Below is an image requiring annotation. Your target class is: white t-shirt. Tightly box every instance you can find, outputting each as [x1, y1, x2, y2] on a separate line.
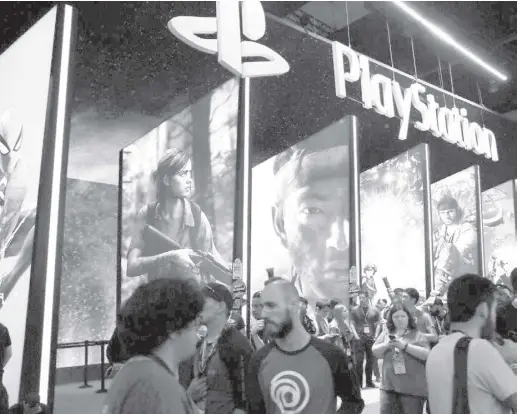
[426, 332, 517, 414]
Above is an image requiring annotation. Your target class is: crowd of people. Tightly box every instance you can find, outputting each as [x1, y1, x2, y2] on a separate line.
[103, 268, 517, 414]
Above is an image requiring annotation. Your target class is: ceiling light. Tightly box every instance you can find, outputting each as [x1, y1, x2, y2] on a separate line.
[392, 0, 508, 82]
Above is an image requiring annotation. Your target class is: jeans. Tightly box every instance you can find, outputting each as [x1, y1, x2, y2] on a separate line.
[380, 390, 426, 414]
[352, 337, 375, 386]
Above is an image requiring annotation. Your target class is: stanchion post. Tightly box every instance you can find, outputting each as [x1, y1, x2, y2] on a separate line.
[78, 340, 92, 389]
[96, 342, 108, 393]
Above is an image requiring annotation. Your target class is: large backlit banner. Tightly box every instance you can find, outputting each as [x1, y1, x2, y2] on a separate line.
[360, 144, 429, 300]
[58, 179, 117, 367]
[119, 79, 238, 304]
[250, 117, 353, 315]
[431, 166, 480, 295]
[482, 180, 517, 286]
[0, 8, 56, 403]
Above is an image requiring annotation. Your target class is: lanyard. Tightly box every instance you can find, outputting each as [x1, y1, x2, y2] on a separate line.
[198, 337, 219, 376]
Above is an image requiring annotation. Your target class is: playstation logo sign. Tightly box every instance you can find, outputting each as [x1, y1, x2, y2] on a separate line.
[168, 1, 290, 78]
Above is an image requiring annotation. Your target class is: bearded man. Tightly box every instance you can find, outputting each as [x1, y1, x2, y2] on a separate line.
[432, 195, 477, 295]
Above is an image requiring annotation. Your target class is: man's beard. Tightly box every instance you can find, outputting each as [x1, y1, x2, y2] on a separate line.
[266, 311, 294, 339]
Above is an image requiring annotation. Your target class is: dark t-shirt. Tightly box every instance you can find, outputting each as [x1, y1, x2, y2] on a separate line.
[0, 323, 11, 372]
[246, 336, 364, 414]
[497, 302, 517, 341]
[350, 306, 380, 340]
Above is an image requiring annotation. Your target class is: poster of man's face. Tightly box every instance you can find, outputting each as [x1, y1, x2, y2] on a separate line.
[360, 144, 428, 300]
[431, 166, 479, 295]
[482, 180, 516, 286]
[250, 117, 353, 314]
[119, 78, 238, 305]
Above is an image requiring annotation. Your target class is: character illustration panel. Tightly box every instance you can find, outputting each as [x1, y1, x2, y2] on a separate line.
[250, 117, 353, 320]
[360, 144, 428, 303]
[119, 79, 238, 305]
[0, 7, 57, 403]
[482, 180, 517, 287]
[431, 166, 480, 296]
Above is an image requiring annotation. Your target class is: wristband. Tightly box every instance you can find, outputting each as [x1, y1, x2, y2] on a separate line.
[403, 343, 409, 352]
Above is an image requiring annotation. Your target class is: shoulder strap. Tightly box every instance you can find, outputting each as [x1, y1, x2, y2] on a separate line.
[452, 336, 472, 414]
[189, 201, 202, 251]
[146, 202, 158, 225]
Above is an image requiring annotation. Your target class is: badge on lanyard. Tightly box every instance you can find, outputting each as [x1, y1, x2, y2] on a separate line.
[363, 325, 370, 334]
[393, 351, 406, 375]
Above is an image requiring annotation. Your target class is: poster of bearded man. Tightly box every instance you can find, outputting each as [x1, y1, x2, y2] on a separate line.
[430, 166, 481, 297]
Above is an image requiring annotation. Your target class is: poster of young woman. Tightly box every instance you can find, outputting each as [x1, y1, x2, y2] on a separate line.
[430, 166, 480, 296]
[482, 180, 517, 286]
[119, 78, 239, 306]
[360, 144, 429, 302]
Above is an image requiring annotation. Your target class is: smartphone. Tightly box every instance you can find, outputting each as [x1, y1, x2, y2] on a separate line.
[388, 334, 396, 340]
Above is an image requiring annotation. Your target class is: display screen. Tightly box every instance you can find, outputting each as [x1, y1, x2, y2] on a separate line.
[119, 78, 239, 304]
[57, 179, 117, 367]
[482, 180, 517, 286]
[360, 144, 429, 300]
[431, 166, 480, 295]
[250, 117, 353, 316]
[0, 7, 56, 403]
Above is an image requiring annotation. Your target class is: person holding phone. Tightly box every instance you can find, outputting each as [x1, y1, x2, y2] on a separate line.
[372, 303, 430, 414]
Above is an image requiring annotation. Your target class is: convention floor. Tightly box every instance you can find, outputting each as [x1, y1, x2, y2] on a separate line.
[53, 380, 382, 414]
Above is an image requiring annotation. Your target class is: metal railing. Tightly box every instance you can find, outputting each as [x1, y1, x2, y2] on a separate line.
[56, 339, 110, 393]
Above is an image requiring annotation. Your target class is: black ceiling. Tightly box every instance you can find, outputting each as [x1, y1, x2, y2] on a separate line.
[0, 1, 515, 114]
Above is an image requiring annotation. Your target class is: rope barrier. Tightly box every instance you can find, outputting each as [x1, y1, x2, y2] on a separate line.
[56, 339, 110, 390]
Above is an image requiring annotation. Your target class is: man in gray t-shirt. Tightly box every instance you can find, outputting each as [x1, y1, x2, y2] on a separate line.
[101, 279, 205, 414]
[246, 278, 364, 414]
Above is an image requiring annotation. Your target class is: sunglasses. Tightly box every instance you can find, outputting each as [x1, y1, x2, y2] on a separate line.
[205, 285, 223, 302]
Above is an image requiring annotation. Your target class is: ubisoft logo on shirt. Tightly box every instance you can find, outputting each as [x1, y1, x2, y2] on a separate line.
[270, 370, 310, 414]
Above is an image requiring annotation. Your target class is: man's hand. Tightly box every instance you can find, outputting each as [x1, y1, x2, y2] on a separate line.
[493, 338, 517, 369]
[187, 377, 207, 403]
[251, 319, 265, 335]
[391, 338, 407, 351]
[164, 249, 202, 270]
[321, 334, 340, 342]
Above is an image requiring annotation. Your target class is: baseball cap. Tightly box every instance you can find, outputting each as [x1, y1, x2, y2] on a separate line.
[202, 282, 233, 313]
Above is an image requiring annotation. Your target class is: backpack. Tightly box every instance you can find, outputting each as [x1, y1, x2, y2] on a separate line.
[146, 200, 202, 251]
[452, 336, 473, 414]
